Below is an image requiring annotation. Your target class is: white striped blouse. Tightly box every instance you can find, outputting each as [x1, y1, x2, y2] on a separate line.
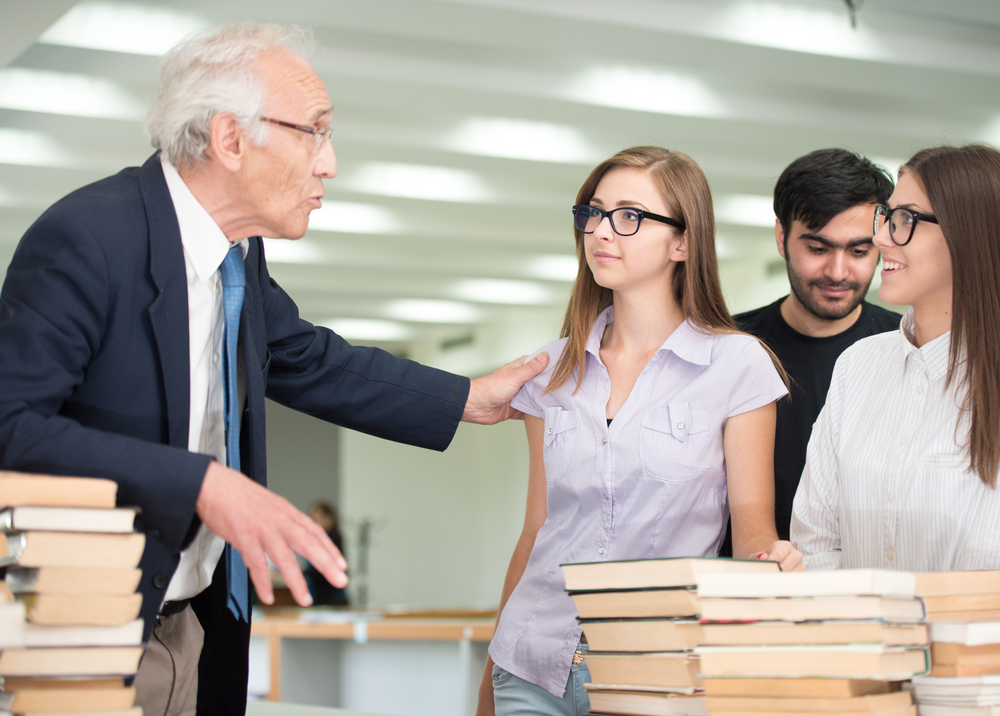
[791, 309, 1000, 572]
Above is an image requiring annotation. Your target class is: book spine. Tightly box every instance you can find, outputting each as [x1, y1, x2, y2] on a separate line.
[4, 567, 38, 593]
[0, 532, 25, 567]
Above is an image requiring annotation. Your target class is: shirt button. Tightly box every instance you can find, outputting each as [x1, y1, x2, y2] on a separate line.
[886, 551, 894, 562]
[677, 422, 685, 430]
[210, 419, 217, 430]
[598, 548, 605, 555]
[898, 437, 906, 447]
[216, 284, 222, 296]
[887, 494, 894, 503]
[602, 438, 608, 445]
[213, 352, 220, 363]
[917, 385, 926, 395]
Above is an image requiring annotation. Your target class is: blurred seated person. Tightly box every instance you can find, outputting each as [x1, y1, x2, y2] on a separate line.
[305, 501, 349, 605]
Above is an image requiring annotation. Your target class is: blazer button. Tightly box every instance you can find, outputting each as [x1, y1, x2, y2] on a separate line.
[152, 573, 169, 589]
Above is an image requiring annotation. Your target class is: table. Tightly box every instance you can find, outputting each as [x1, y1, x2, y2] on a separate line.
[249, 612, 494, 716]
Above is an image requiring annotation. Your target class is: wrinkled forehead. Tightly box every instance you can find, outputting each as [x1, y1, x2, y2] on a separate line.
[255, 47, 332, 124]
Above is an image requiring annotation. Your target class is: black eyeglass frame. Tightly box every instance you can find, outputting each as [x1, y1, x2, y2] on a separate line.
[571, 204, 685, 236]
[260, 116, 333, 151]
[873, 204, 938, 246]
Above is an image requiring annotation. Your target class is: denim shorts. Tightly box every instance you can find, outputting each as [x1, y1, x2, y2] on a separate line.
[492, 643, 590, 716]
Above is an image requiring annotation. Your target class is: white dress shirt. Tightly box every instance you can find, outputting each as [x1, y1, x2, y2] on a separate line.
[791, 309, 1000, 571]
[160, 157, 248, 604]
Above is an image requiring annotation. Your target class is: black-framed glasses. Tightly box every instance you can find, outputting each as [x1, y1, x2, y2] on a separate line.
[260, 116, 333, 153]
[572, 205, 685, 237]
[873, 204, 938, 246]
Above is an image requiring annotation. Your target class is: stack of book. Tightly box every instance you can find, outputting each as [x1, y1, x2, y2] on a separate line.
[909, 572, 1000, 715]
[694, 569, 930, 716]
[0, 471, 145, 716]
[560, 557, 780, 716]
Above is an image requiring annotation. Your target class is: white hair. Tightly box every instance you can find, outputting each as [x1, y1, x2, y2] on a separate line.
[145, 22, 314, 169]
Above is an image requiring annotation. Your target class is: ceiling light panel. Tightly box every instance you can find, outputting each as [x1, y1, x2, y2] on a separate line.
[322, 318, 412, 341]
[715, 194, 776, 228]
[452, 278, 552, 305]
[524, 254, 578, 282]
[443, 117, 601, 164]
[384, 299, 481, 324]
[38, 1, 210, 56]
[0, 128, 77, 168]
[262, 239, 327, 264]
[346, 163, 493, 203]
[0, 68, 145, 120]
[563, 66, 727, 118]
[308, 201, 401, 234]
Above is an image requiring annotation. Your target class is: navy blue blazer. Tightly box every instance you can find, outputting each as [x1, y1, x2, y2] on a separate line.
[0, 154, 469, 714]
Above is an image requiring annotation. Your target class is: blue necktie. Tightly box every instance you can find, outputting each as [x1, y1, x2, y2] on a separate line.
[220, 245, 249, 621]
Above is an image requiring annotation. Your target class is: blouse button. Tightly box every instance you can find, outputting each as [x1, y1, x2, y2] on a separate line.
[602, 438, 608, 445]
[547, 428, 553, 435]
[677, 422, 685, 430]
[598, 548, 605, 555]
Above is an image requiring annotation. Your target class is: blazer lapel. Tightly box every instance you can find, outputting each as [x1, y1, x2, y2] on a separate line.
[139, 153, 191, 450]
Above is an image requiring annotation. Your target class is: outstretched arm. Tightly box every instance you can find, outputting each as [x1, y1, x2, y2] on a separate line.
[476, 414, 547, 716]
[726, 402, 803, 572]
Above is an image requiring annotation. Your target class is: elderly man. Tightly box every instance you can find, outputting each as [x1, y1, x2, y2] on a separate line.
[0, 22, 545, 716]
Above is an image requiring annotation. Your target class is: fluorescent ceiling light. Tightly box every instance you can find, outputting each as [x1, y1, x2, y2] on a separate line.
[262, 238, 326, 264]
[525, 254, 579, 282]
[443, 117, 601, 164]
[323, 318, 412, 342]
[384, 299, 481, 324]
[0, 128, 77, 168]
[348, 162, 492, 203]
[452, 278, 552, 305]
[0, 68, 145, 120]
[308, 201, 400, 234]
[719, 2, 882, 61]
[39, 1, 209, 56]
[564, 66, 726, 118]
[715, 194, 775, 228]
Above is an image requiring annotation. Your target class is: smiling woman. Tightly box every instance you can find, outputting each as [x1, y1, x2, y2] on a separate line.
[792, 144, 1000, 572]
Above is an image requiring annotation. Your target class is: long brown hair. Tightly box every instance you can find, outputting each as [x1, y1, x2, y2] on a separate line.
[548, 146, 782, 393]
[902, 144, 1000, 488]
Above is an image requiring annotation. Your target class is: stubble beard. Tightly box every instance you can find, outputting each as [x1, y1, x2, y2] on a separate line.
[786, 261, 873, 322]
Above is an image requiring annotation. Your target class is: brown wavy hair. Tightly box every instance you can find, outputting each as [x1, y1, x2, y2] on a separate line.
[547, 146, 785, 393]
[902, 144, 1000, 488]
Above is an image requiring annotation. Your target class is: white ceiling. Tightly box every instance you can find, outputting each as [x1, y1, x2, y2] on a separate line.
[2, 0, 1000, 373]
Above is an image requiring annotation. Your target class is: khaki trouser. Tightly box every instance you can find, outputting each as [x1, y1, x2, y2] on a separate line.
[134, 604, 203, 716]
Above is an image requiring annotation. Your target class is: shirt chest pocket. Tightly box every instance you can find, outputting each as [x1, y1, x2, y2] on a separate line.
[639, 404, 712, 482]
[542, 406, 579, 483]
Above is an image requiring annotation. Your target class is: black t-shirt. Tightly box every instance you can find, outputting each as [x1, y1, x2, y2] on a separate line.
[720, 298, 901, 552]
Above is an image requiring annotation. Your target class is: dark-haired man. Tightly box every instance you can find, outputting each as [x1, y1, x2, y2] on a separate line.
[730, 149, 901, 547]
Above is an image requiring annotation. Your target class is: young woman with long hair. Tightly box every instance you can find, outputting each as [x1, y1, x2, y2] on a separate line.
[792, 144, 1000, 570]
[477, 146, 802, 716]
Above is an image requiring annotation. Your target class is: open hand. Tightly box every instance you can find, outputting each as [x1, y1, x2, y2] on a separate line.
[195, 461, 348, 606]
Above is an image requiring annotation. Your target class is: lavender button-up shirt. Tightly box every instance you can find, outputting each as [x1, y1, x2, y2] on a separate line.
[490, 307, 787, 696]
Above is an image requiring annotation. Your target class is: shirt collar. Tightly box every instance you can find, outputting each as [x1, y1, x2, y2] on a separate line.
[585, 306, 714, 367]
[160, 156, 247, 281]
[899, 308, 952, 381]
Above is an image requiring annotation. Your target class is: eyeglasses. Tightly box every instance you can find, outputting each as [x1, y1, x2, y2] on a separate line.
[873, 204, 938, 246]
[260, 116, 333, 153]
[571, 205, 685, 237]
